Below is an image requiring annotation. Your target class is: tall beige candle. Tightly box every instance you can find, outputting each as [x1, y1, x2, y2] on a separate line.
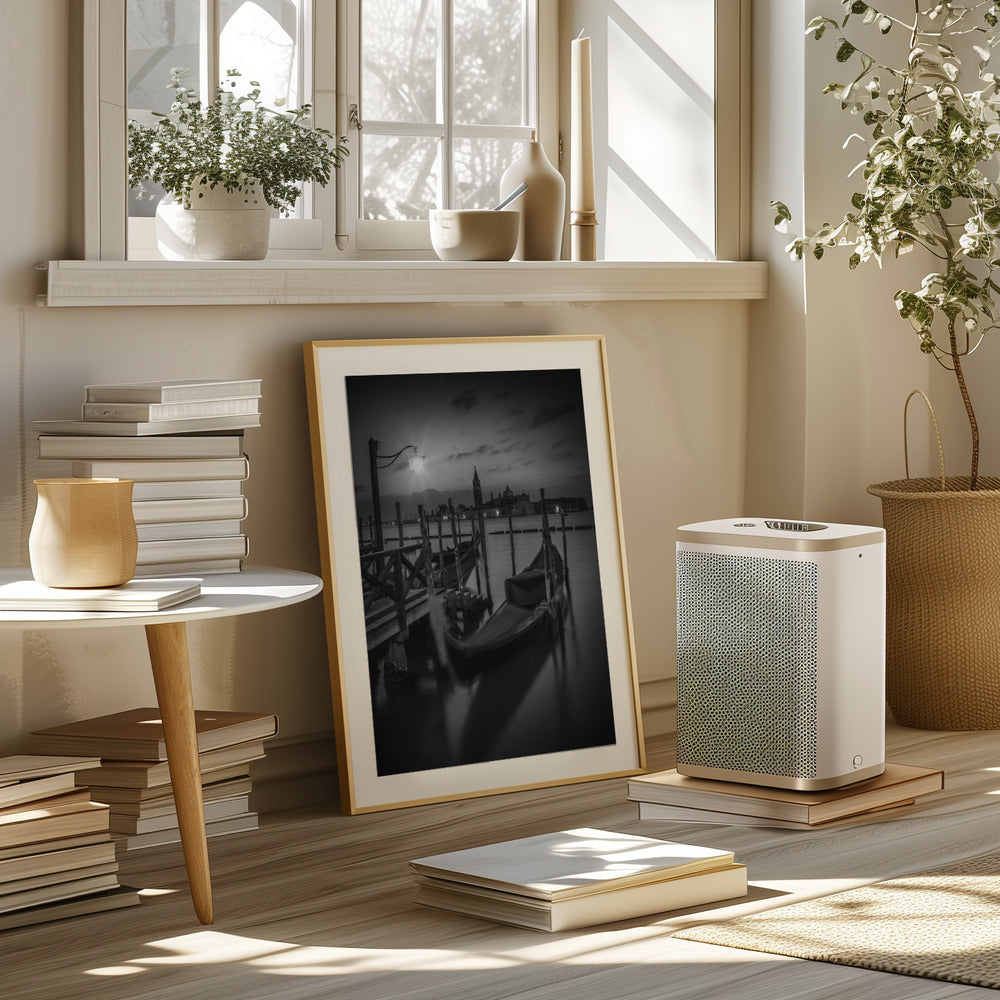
[571, 33, 597, 261]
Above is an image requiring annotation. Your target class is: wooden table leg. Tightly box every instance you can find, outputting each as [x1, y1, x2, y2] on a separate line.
[144, 621, 214, 924]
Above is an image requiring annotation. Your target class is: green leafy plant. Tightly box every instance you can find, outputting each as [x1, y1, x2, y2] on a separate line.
[127, 68, 348, 214]
[772, 1, 1000, 488]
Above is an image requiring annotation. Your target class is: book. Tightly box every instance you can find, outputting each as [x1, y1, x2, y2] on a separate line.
[71, 456, 250, 482]
[88, 775, 253, 812]
[415, 863, 749, 932]
[116, 811, 259, 851]
[410, 828, 736, 900]
[34, 413, 261, 436]
[0, 884, 140, 930]
[0, 578, 201, 612]
[0, 832, 111, 863]
[0, 840, 117, 885]
[135, 535, 249, 566]
[84, 378, 263, 404]
[0, 860, 120, 899]
[0, 789, 96, 822]
[0, 755, 101, 782]
[0, 871, 122, 913]
[626, 763, 945, 825]
[132, 496, 248, 522]
[134, 558, 244, 577]
[32, 708, 277, 762]
[82, 397, 260, 422]
[108, 794, 250, 835]
[132, 479, 246, 501]
[0, 802, 110, 850]
[0, 772, 79, 810]
[38, 434, 245, 460]
[636, 797, 919, 830]
[77, 754, 259, 790]
[136, 519, 244, 542]
[85, 774, 253, 807]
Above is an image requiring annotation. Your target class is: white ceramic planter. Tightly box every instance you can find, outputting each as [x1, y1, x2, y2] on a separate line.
[155, 180, 271, 260]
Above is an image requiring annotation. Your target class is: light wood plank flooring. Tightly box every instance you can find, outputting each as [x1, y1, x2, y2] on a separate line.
[4, 724, 1000, 999]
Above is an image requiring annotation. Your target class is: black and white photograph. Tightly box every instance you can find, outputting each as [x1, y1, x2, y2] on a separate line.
[306, 336, 643, 813]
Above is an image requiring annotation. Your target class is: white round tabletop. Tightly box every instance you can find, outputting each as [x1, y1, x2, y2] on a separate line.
[0, 566, 323, 629]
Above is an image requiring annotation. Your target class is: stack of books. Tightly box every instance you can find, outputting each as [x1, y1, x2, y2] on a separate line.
[410, 827, 747, 932]
[35, 377, 261, 576]
[0, 755, 140, 929]
[627, 762, 945, 830]
[30, 708, 277, 851]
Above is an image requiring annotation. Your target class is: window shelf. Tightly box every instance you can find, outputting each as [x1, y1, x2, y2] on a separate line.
[42, 260, 768, 307]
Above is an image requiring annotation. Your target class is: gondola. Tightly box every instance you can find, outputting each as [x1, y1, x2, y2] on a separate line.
[445, 538, 565, 667]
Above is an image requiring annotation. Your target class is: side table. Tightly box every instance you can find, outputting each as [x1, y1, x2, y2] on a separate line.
[0, 565, 323, 924]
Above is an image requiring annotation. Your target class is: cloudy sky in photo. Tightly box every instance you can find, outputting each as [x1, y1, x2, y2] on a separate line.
[346, 368, 593, 517]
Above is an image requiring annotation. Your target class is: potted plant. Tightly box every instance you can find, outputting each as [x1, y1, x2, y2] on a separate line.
[128, 68, 348, 260]
[772, 0, 1000, 729]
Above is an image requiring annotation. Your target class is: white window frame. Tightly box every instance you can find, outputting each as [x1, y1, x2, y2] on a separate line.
[78, 0, 747, 264]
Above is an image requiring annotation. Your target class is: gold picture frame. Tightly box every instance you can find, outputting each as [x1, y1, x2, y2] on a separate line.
[304, 335, 644, 813]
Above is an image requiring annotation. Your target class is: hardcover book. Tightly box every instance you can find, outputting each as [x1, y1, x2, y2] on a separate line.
[635, 797, 918, 830]
[84, 378, 263, 403]
[0, 756, 101, 782]
[626, 763, 944, 825]
[410, 828, 735, 899]
[410, 828, 745, 933]
[415, 863, 748, 932]
[37, 434, 246, 460]
[71, 455, 250, 482]
[77, 755, 258, 790]
[32, 709, 277, 762]
[0, 884, 140, 930]
[82, 397, 260, 422]
[34, 414, 261, 436]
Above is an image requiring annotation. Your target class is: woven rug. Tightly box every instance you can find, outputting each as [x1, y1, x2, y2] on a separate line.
[675, 850, 1000, 990]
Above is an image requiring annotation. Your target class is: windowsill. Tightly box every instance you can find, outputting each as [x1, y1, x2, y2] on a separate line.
[42, 259, 768, 307]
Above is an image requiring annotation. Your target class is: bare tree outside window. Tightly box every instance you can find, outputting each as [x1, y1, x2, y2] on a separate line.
[361, 0, 530, 220]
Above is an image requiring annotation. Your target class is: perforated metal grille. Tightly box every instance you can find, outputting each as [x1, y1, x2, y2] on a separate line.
[676, 550, 819, 778]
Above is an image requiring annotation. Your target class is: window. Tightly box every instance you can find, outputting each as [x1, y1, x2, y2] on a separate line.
[81, 0, 747, 264]
[351, 0, 538, 252]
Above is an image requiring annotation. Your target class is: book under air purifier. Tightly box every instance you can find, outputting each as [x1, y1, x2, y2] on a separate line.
[675, 517, 886, 791]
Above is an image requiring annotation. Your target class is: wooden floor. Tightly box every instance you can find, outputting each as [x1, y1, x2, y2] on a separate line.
[5, 724, 1000, 999]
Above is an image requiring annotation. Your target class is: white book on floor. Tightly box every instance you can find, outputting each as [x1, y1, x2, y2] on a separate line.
[410, 828, 736, 900]
[415, 864, 748, 932]
[0, 578, 201, 612]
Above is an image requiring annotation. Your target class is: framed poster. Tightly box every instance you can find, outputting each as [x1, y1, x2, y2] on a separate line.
[304, 335, 644, 813]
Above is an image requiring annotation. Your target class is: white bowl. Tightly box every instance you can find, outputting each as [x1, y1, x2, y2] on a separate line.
[429, 209, 519, 261]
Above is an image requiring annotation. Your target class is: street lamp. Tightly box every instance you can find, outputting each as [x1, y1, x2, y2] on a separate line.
[368, 438, 420, 551]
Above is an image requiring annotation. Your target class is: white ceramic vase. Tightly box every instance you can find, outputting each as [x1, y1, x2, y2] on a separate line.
[29, 478, 138, 588]
[155, 180, 271, 261]
[498, 134, 566, 261]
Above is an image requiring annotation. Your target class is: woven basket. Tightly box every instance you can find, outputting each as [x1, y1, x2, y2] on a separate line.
[868, 392, 1000, 728]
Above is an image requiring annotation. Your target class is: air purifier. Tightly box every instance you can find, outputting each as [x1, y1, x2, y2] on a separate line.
[675, 517, 886, 791]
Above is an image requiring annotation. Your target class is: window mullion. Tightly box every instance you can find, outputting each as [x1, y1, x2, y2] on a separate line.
[200, 0, 219, 99]
[440, 0, 453, 208]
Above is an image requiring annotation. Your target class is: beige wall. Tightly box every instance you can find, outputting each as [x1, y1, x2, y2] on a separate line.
[0, 3, 749, 775]
[747, 0, 940, 524]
